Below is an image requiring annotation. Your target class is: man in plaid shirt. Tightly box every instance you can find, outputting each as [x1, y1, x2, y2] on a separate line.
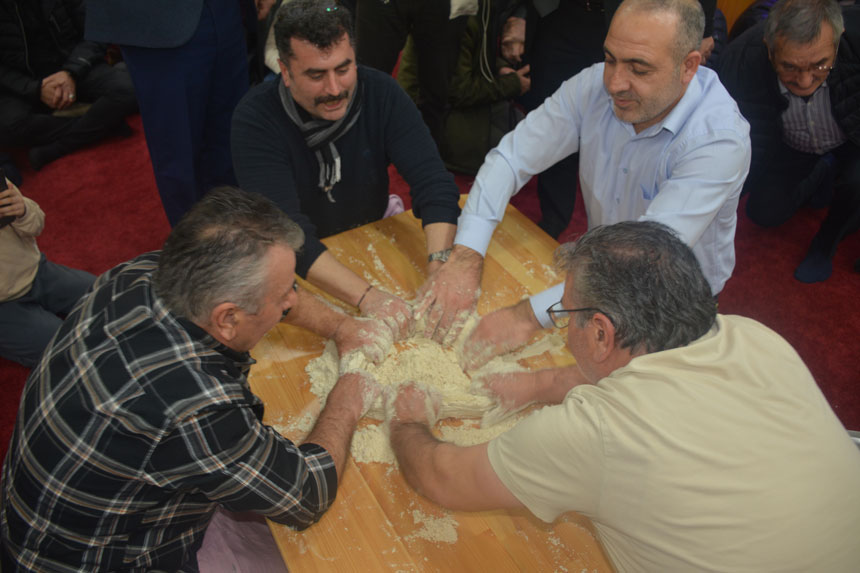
[1, 187, 381, 572]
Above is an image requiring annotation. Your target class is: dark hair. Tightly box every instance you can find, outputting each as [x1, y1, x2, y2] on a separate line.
[764, 0, 843, 51]
[274, 0, 355, 62]
[555, 221, 716, 354]
[618, 0, 705, 64]
[153, 187, 304, 322]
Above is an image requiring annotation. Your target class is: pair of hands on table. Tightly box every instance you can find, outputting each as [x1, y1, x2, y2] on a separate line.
[334, 242, 578, 420]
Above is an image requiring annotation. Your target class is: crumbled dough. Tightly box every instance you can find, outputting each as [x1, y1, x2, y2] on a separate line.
[406, 509, 459, 544]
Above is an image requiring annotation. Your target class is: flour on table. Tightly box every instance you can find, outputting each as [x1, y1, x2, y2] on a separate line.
[406, 509, 459, 544]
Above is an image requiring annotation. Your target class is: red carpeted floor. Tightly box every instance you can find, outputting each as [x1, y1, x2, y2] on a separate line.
[2, 114, 859, 463]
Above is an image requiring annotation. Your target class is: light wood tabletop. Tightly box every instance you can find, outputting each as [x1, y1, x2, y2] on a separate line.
[247, 200, 614, 572]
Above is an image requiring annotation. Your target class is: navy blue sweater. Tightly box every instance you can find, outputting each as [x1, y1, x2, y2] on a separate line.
[231, 66, 461, 277]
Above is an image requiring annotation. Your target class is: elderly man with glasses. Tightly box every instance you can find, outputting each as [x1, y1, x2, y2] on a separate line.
[718, 0, 860, 283]
[388, 221, 860, 572]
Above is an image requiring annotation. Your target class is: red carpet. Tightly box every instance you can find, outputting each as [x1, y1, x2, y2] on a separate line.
[2, 114, 859, 463]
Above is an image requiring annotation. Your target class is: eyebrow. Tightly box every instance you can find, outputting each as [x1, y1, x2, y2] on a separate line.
[603, 47, 657, 69]
[303, 58, 353, 76]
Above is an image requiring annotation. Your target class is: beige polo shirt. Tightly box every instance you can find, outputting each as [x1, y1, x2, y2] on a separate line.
[489, 315, 860, 572]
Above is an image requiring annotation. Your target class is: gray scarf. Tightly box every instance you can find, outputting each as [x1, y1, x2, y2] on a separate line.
[279, 80, 363, 202]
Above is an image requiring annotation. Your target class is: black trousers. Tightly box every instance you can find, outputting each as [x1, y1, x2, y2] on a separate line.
[0, 62, 137, 155]
[354, 0, 464, 151]
[522, 0, 607, 238]
[805, 142, 860, 260]
[746, 139, 860, 262]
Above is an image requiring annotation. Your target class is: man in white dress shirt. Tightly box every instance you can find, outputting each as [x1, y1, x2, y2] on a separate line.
[415, 0, 751, 370]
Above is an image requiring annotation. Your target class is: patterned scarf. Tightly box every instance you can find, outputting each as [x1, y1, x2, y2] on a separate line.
[278, 79, 363, 203]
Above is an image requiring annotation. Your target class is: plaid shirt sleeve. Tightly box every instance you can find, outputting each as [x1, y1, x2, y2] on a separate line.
[147, 404, 337, 530]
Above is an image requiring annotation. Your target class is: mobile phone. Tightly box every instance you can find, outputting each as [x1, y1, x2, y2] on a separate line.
[0, 168, 15, 228]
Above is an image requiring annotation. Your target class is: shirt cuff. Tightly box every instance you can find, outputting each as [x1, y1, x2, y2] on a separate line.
[453, 213, 499, 257]
[529, 283, 565, 329]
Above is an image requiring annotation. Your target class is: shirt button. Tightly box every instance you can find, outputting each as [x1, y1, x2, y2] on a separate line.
[622, 168, 629, 174]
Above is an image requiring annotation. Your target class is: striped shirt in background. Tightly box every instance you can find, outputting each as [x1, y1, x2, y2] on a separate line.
[779, 80, 846, 155]
[1, 252, 337, 572]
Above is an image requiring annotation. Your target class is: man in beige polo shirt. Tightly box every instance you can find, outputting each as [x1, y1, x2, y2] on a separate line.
[0, 179, 94, 367]
[389, 221, 860, 572]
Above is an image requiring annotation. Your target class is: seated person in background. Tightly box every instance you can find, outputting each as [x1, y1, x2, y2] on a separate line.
[718, 0, 860, 283]
[415, 0, 750, 358]
[397, 0, 530, 175]
[0, 178, 94, 367]
[389, 221, 860, 573]
[0, 0, 137, 170]
[1, 187, 381, 572]
[232, 0, 461, 336]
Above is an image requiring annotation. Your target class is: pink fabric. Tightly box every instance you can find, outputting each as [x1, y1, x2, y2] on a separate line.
[197, 508, 288, 573]
[384, 194, 405, 218]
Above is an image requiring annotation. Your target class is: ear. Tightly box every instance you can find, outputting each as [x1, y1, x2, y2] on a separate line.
[208, 301, 241, 344]
[586, 313, 618, 364]
[680, 50, 701, 85]
[278, 59, 291, 88]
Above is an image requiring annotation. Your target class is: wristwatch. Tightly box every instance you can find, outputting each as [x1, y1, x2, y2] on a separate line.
[427, 248, 452, 263]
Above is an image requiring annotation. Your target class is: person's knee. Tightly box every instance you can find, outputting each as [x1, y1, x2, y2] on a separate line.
[0, 313, 62, 368]
[745, 190, 797, 227]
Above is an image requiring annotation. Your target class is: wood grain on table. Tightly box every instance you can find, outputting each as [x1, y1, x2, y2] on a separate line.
[247, 201, 614, 572]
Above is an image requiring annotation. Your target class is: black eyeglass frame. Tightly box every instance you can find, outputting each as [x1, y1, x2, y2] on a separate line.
[546, 301, 615, 329]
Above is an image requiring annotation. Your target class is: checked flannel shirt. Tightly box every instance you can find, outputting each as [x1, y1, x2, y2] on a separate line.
[1, 252, 337, 572]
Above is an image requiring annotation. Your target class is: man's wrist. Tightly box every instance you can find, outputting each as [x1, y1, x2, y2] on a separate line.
[427, 248, 452, 264]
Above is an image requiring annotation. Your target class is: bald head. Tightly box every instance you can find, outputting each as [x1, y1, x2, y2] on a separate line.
[615, 0, 705, 64]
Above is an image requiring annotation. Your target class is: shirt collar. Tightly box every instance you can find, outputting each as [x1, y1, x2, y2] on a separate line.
[175, 317, 253, 367]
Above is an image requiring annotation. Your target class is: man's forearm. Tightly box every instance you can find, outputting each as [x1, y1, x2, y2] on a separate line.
[424, 222, 457, 255]
[306, 250, 371, 307]
[533, 365, 591, 404]
[390, 420, 446, 503]
[284, 288, 348, 338]
[305, 373, 366, 479]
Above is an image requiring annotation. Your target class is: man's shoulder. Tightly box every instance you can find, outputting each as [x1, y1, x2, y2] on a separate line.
[237, 79, 283, 115]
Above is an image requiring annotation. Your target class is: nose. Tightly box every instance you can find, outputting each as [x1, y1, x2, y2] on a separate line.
[795, 70, 816, 90]
[323, 71, 340, 95]
[605, 66, 629, 94]
[282, 284, 299, 317]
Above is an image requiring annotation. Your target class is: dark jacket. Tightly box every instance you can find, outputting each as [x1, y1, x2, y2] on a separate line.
[0, 0, 105, 100]
[718, 6, 860, 175]
[398, 7, 524, 174]
[84, 0, 203, 49]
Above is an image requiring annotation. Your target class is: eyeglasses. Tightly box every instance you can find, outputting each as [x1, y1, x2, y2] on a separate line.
[772, 48, 837, 79]
[775, 62, 835, 78]
[546, 301, 614, 329]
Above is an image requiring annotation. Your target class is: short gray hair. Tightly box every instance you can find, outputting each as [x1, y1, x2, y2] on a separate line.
[617, 0, 705, 63]
[154, 187, 304, 323]
[274, 0, 355, 63]
[555, 221, 716, 354]
[764, 0, 844, 51]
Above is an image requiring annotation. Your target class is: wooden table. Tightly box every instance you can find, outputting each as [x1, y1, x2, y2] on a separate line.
[247, 201, 614, 572]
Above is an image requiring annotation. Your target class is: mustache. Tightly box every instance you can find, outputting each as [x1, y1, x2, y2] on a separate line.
[315, 91, 349, 106]
[611, 91, 638, 102]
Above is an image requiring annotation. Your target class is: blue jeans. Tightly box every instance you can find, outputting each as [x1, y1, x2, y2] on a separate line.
[0, 255, 95, 367]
